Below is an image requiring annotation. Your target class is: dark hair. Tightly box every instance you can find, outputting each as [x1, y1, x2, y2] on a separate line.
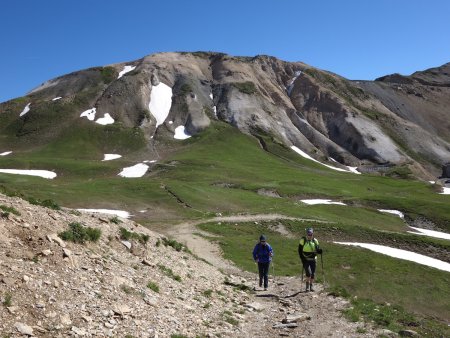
[259, 235, 266, 241]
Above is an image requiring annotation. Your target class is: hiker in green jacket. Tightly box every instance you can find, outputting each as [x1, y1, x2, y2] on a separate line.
[298, 227, 322, 292]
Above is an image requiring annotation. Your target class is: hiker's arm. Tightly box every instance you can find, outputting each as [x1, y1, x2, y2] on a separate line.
[252, 246, 258, 261]
[298, 244, 305, 262]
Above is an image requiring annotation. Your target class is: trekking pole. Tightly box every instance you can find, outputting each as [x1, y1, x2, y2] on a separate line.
[320, 253, 326, 286]
[254, 262, 259, 290]
[272, 258, 275, 284]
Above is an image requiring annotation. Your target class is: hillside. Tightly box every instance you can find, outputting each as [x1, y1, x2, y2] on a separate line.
[1, 52, 449, 179]
[0, 193, 389, 337]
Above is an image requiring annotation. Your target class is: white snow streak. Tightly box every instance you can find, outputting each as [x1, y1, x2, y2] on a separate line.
[334, 242, 450, 272]
[102, 154, 122, 161]
[378, 209, 404, 219]
[52, 97, 62, 101]
[440, 187, 450, 195]
[20, 103, 31, 117]
[0, 169, 56, 179]
[209, 93, 213, 100]
[0, 151, 12, 156]
[118, 65, 136, 79]
[301, 199, 346, 206]
[174, 126, 192, 140]
[77, 208, 130, 219]
[80, 108, 96, 121]
[149, 82, 172, 128]
[291, 146, 359, 174]
[118, 163, 149, 178]
[287, 71, 302, 96]
[95, 113, 114, 125]
[408, 227, 450, 240]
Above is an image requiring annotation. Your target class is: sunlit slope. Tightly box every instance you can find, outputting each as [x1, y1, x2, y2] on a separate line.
[0, 121, 448, 230]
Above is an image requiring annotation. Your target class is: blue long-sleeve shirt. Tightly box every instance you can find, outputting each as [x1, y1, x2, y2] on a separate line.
[252, 243, 273, 263]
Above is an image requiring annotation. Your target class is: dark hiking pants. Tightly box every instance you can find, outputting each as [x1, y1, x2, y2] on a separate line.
[258, 262, 270, 288]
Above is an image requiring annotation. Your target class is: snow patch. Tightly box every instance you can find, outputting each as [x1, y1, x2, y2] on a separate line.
[80, 108, 96, 121]
[143, 160, 157, 163]
[291, 146, 359, 174]
[440, 187, 450, 195]
[209, 93, 213, 100]
[77, 209, 130, 219]
[52, 97, 62, 101]
[118, 65, 136, 79]
[0, 151, 12, 156]
[378, 209, 404, 219]
[213, 106, 217, 117]
[174, 126, 192, 140]
[408, 227, 450, 240]
[102, 154, 122, 161]
[301, 199, 346, 206]
[149, 82, 172, 128]
[0, 169, 56, 179]
[95, 113, 114, 125]
[287, 71, 302, 96]
[20, 103, 31, 117]
[168, 120, 173, 124]
[118, 163, 149, 178]
[334, 242, 450, 272]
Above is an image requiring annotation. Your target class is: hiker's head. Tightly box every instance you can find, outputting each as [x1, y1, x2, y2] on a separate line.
[259, 235, 267, 244]
[306, 228, 314, 237]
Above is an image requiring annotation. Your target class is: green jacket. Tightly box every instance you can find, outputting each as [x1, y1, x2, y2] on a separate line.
[298, 236, 320, 261]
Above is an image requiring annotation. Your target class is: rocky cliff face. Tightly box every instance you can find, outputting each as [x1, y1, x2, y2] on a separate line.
[4, 53, 450, 178]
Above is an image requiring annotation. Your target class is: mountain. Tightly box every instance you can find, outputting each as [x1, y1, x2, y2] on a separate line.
[1, 53, 450, 336]
[1, 52, 449, 179]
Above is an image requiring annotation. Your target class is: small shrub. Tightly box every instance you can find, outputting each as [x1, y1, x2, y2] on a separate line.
[69, 210, 82, 216]
[162, 237, 186, 252]
[2, 293, 12, 307]
[179, 83, 193, 95]
[100, 66, 116, 84]
[119, 227, 149, 243]
[110, 216, 122, 224]
[203, 289, 213, 297]
[232, 81, 257, 94]
[0, 205, 20, 216]
[1, 212, 9, 218]
[385, 165, 413, 179]
[28, 197, 61, 210]
[120, 284, 134, 294]
[171, 335, 189, 338]
[147, 281, 160, 293]
[156, 239, 161, 247]
[59, 222, 101, 243]
[158, 264, 182, 282]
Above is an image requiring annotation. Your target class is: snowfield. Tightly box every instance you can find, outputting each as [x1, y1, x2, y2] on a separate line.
[378, 209, 404, 218]
[118, 65, 136, 79]
[174, 126, 192, 140]
[118, 163, 149, 178]
[0, 169, 56, 179]
[102, 154, 122, 161]
[334, 242, 450, 272]
[80, 108, 96, 121]
[291, 146, 360, 174]
[77, 208, 130, 219]
[149, 82, 172, 127]
[300, 199, 346, 205]
[20, 103, 31, 117]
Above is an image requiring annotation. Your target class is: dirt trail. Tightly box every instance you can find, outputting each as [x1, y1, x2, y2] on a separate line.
[164, 214, 384, 337]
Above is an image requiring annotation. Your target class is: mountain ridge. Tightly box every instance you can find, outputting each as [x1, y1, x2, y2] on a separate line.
[3, 52, 449, 180]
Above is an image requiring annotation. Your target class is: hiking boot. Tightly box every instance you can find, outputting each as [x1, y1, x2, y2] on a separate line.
[305, 282, 310, 292]
[264, 287, 268, 291]
[310, 284, 314, 292]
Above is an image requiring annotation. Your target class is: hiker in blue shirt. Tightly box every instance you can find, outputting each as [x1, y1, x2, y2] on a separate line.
[252, 235, 273, 290]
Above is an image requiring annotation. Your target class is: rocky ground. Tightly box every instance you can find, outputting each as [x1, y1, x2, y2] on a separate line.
[0, 193, 391, 337]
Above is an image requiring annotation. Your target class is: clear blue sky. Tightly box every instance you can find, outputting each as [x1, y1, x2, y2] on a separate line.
[1, 0, 449, 103]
